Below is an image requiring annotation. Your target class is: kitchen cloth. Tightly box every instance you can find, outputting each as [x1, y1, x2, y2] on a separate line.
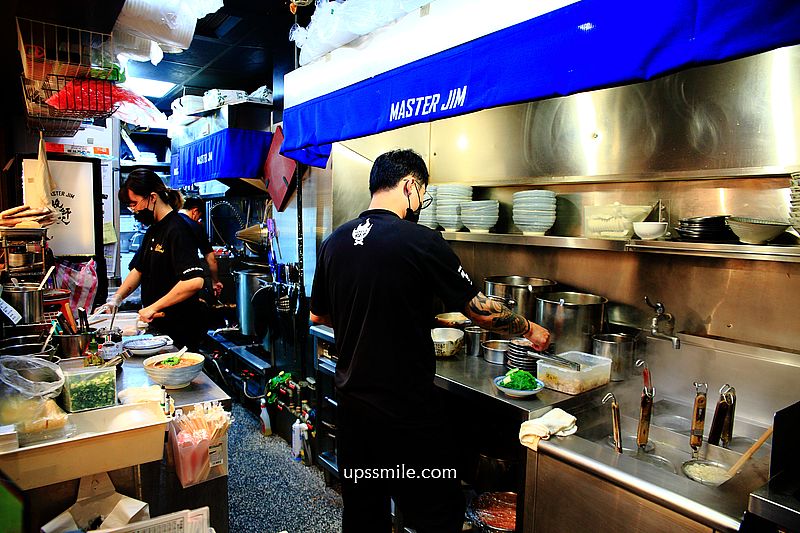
[519, 408, 577, 451]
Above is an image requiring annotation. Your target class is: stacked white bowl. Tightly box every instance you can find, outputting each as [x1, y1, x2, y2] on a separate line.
[461, 200, 500, 233]
[512, 190, 557, 235]
[418, 184, 438, 229]
[791, 173, 800, 233]
[436, 185, 473, 231]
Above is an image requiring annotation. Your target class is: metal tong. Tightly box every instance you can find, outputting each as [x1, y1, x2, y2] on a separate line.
[513, 342, 581, 371]
[603, 392, 623, 454]
[708, 384, 736, 448]
[690, 382, 708, 458]
[635, 360, 655, 450]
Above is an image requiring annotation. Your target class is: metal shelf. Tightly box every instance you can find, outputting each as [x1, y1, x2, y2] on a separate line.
[626, 239, 800, 263]
[440, 232, 800, 263]
[441, 232, 627, 251]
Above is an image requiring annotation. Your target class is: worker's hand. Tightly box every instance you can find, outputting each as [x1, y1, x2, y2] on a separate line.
[138, 306, 163, 323]
[524, 321, 551, 352]
[212, 281, 223, 298]
[95, 295, 120, 315]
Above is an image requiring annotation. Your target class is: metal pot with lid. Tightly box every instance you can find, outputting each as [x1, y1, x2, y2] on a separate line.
[1, 282, 43, 324]
[233, 268, 272, 336]
[536, 291, 607, 353]
[484, 276, 557, 319]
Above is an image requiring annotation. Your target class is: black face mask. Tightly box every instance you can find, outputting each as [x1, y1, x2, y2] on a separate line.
[404, 182, 422, 223]
[133, 197, 155, 226]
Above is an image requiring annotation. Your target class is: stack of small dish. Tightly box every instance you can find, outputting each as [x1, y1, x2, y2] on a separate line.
[512, 190, 556, 235]
[461, 200, 500, 233]
[675, 216, 734, 242]
[505, 338, 539, 371]
[791, 173, 800, 233]
[418, 184, 438, 229]
[436, 185, 473, 231]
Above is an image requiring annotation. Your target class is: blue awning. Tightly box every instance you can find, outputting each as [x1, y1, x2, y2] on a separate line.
[282, 0, 800, 167]
[170, 128, 273, 187]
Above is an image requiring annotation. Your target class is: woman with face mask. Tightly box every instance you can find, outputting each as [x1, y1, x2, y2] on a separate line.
[99, 169, 206, 350]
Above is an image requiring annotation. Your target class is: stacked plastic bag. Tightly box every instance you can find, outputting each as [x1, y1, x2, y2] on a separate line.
[113, 0, 225, 66]
[291, 0, 431, 66]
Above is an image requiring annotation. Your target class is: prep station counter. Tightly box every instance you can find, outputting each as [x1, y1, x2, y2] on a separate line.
[2, 355, 231, 533]
[434, 354, 775, 533]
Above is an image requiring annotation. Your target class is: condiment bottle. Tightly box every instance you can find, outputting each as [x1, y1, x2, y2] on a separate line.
[259, 398, 272, 436]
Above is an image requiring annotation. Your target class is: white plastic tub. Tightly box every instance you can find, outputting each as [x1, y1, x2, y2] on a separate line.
[537, 351, 612, 395]
[0, 402, 167, 489]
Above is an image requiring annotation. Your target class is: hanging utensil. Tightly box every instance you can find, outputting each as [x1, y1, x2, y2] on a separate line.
[37, 265, 55, 291]
[690, 382, 708, 459]
[603, 393, 623, 454]
[708, 384, 736, 447]
[10, 278, 20, 288]
[635, 360, 655, 450]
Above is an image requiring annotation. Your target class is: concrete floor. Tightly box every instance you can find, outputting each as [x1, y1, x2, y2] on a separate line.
[227, 402, 343, 533]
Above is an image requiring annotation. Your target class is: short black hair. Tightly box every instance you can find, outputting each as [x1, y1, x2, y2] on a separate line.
[182, 196, 205, 212]
[369, 149, 429, 195]
[119, 168, 183, 210]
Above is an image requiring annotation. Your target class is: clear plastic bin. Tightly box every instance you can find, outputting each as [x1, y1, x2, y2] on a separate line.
[536, 351, 611, 395]
[584, 204, 653, 239]
[59, 358, 117, 412]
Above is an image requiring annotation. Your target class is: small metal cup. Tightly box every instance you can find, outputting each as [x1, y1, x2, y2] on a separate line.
[464, 326, 489, 357]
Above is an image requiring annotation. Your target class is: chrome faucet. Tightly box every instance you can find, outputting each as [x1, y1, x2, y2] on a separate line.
[645, 296, 681, 349]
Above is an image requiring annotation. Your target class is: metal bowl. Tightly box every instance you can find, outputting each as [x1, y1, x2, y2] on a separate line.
[482, 340, 509, 365]
[0, 342, 57, 360]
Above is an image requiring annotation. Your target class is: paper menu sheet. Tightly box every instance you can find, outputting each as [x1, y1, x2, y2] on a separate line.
[22, 158, 96, 256]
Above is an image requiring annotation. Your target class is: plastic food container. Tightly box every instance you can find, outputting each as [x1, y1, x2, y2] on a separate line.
[536, 351, 611, 395]
[584, 204, 653, 239]
[59, 358, 117, 412]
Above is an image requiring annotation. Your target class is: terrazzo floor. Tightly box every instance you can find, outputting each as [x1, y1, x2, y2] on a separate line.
[227, 402, 343, 533]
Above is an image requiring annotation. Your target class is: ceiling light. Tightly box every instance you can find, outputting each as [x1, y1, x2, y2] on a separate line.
[122, 76, 176, 98]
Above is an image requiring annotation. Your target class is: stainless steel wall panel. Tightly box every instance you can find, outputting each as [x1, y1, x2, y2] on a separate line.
[430, 46, 800, 185]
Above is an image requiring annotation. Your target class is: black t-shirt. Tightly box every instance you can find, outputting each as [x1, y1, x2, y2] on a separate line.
[130, 210, 205, 316]
[179, 212, 213, 256]
[310, 209, 478, 420]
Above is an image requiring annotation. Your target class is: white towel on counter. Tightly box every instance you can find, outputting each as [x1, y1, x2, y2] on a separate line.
[519, 408, 578, 451]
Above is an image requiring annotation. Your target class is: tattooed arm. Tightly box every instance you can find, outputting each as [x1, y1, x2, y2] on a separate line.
[463, 292, 551, 351]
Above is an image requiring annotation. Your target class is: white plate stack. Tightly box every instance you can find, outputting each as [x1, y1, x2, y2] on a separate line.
[418, 184, 438, 229]
[461, 200, 500, 233]
[791, 173, 800, 233]
[436, 185, 473, 231]
[512, 190, 557, 235]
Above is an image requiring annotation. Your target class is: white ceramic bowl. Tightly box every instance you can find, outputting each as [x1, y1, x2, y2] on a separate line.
[431, 328, 464, 357]
[727, 217, 789, 244]
[633, 222, 669, 240]
[493, 375, 544, 398]
[143, 352, 205, 389]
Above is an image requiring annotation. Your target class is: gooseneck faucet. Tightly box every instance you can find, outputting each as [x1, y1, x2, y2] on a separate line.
[645, 296, 681, 349]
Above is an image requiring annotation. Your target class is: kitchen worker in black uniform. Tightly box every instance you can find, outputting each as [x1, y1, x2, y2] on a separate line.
[179, 196, 223, 298]
[310, 149, 551, 533]
[100, 169, 206, 351]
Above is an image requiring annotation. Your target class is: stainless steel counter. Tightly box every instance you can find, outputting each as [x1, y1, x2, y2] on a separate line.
[432, 354, 769, 532]
[117, 354, 231, 409]
[434, 354, 572, 419]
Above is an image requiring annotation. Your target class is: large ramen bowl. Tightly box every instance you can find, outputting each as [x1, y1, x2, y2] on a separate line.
[143, 352, 205, 389]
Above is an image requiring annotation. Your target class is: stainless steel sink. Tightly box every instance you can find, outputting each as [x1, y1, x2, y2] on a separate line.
[573, 400, 771, 492]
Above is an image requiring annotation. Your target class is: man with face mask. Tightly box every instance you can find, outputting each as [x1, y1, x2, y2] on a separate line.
[310, 149, 550, 533]
[99, 169, 206, 351]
